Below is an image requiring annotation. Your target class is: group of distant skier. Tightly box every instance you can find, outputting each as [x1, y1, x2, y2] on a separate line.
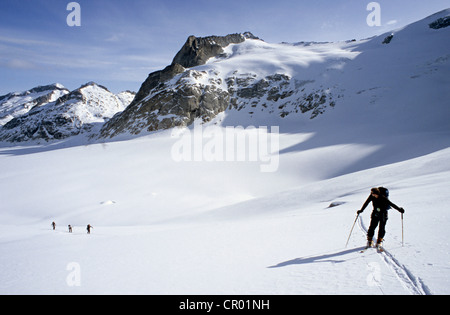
[51, 222, 93, 234]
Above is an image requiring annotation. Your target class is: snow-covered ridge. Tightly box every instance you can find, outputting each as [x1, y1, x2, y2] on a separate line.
[0, 82, 135, 142]
[0, 83, 70, 126]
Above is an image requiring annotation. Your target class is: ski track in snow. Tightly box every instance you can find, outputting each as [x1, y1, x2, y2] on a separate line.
[357, 216, 431, 295]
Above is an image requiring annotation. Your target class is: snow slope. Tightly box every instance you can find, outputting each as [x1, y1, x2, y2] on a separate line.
[0, 10, 449, 295]
[0, 130, 449, 295]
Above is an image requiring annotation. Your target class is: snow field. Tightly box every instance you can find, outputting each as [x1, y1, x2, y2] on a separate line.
[0, 128, 449, 294]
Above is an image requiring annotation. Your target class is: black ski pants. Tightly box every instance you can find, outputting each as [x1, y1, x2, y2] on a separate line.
[367, 211, 388, 241]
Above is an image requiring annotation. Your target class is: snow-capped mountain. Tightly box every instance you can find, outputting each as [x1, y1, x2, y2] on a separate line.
[0, 83, 69, 126]
[99, 9, 450, 140]
[0, 82, 135, 142]
[2, 10, 448, 143]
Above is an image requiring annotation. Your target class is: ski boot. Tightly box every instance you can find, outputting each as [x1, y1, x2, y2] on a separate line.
[360, 239, 374, 253]
[376, 238, 384, 252]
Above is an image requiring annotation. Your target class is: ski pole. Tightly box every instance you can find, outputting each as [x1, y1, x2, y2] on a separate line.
[345, 213, 360, 248]
[401, 213, 404, 247]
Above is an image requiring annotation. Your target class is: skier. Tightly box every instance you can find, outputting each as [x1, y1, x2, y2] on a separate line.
[357, 187, 405, 250]
[86, 224, 93, 234]
[51, 222, 56, 230]
[68, 225, 73, 233]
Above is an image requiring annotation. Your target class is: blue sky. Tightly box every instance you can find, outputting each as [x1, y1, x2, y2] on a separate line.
[0, 0, 448, 95]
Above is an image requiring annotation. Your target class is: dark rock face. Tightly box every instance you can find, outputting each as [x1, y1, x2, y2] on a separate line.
[100, 70, 231, 137]
[382, 34, 394, 44]
[131, 33, 255, 108]
[226, 74, 335, 120]
[172, 33, 247, 68]
[131, 64, 186, 109]
[429, 16, 450, 29]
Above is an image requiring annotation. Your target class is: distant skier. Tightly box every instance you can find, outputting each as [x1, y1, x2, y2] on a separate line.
[68, 225, 73, 233]
[357, 187, 404, 249]
[86, 224, 93, 234]
[51, 222, 56, 230]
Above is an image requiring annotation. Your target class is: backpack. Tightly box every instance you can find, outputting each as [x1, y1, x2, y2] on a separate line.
[378, 187, 389, 198]
[378, 187, 391, 210]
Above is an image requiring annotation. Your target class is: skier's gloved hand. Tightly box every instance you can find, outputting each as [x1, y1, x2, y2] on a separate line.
[357, 210, 364, 215]
[399, 208, 405, 214]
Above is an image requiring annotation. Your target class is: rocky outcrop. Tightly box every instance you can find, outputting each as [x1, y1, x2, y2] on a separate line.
[100, 70, 230, 137]
[429, 16, 450, 29]
[130, 32, 258, 108]
[226, 74, 335, 119]
[382, 34, 394, 44]
[99, 66, 337, 138]
[172, 33, 249, 68]
[131, 63, 186, 110]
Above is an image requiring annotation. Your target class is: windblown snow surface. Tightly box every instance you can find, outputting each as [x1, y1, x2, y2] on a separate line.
[0, 10, 449, 295]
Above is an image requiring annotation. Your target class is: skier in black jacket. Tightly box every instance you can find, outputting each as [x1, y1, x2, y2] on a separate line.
[358, 187, 404, 249]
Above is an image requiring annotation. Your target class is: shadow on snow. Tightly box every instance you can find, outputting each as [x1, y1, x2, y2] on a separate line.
[268, 247, 366, 268]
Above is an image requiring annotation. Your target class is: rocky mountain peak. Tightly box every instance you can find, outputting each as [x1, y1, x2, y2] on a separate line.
[171, 32, 258, 68]
[98, 12, 450, 140]
[128, 32, 259, 111]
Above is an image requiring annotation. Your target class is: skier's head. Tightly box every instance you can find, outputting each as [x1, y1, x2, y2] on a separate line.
[371, 188, 380, 197]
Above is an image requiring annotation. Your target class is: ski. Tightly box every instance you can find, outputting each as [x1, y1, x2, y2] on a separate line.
[360, 246, 384, 253]
[360, 240, 374, 253]
[360, 244, 385, 253]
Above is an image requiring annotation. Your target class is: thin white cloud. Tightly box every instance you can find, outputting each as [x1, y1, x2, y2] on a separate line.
[104, 33, 125, 43]
[5, 58, 38, 70]
[0, 34, 61, 47]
